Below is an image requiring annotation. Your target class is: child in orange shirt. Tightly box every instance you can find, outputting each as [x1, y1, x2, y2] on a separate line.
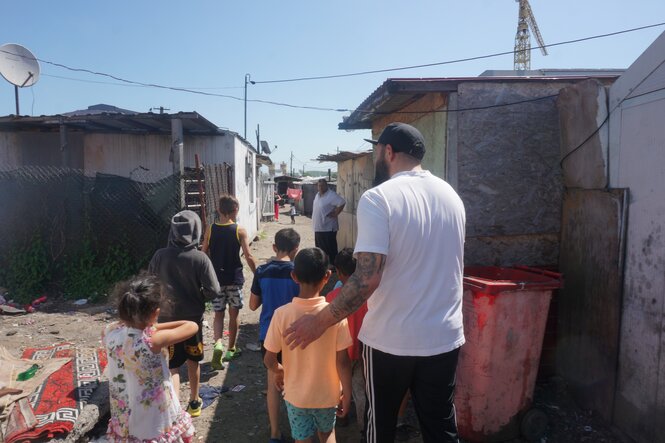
[264, 248, 352, 443]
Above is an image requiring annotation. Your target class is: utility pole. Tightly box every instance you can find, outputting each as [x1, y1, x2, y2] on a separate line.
[256, 124, 260, 153]
[290, 151, 294, 176]
[244, 73, 254, 138]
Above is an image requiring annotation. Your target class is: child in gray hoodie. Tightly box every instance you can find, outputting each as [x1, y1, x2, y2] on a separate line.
[148, 210, 220, 417]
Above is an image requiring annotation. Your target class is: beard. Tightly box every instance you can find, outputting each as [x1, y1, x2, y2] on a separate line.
[373, 155, 390, 187]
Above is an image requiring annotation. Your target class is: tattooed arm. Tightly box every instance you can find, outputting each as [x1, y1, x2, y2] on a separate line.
[329, 252, 385, 320]
[284, 251, 386, 349]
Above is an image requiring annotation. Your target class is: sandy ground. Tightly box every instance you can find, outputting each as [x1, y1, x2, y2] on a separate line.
[0, 205, 625, 443]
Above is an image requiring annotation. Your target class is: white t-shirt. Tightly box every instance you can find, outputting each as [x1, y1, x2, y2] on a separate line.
[312, 190, 345, 232]
[355, 170, 466, 356]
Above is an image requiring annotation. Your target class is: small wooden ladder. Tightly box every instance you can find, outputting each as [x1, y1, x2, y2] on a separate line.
[183, 154, 208, 231]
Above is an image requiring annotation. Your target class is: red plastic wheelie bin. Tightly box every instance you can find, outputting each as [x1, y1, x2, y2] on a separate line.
[455, 266, 562, 442]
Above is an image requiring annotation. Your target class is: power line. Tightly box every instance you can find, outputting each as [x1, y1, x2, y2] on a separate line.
[0, 22, 662, 114]
[39, 69, 565, 114]
[42, 73, 245, 90]
[252, 22, 665, 84]
[560, 58, 665, 169]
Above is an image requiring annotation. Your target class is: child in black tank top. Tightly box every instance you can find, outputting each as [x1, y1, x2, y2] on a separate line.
[202, 195, 257, 369]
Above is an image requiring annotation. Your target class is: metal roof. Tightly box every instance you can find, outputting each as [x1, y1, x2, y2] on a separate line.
[316, 150, 372, 163]
[0, 108, 223, 136]
[339, 74, 623, 130]
[274, 175, 302, 182]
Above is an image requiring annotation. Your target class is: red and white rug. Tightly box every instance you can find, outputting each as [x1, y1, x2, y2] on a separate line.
[4, 343, 107, 443]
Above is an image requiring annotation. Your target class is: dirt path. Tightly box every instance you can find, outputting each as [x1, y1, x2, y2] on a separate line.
[0, 205, 624, 443]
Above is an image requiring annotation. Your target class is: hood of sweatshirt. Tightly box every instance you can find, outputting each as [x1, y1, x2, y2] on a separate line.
[167, 210, 202, 250]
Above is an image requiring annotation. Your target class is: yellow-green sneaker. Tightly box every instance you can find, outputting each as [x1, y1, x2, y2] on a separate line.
[211, 342, 224, 370]
[222, 347, 242, 362]
[186, 397, 202, 417]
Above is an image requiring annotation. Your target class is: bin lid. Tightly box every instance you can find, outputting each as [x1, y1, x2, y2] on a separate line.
[463, 266, 562, 294]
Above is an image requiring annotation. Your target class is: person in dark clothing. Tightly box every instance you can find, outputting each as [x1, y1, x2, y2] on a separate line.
[148, 210, 220, 417]
[202, 195, 257, 369]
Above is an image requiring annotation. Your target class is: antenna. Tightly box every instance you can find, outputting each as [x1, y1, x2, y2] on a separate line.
[0, 43, 41, 115]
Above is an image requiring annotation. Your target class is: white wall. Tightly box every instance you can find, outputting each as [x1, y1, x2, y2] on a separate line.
[608, 30, 665, 443]
[83, 132, 238, 181]
[84, 133, 172, 179]
[232, 137, 258, 239]
[184, 134, 234, 166]
[81, 130, 259, 238]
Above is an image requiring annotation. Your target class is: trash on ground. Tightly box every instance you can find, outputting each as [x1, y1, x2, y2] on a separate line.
[199, 384, 230, 409]
[16, 364, 40, 381]
[231, 384, 246, 392]
[73, 299, 88, 305]
[0, 304, 27, 315]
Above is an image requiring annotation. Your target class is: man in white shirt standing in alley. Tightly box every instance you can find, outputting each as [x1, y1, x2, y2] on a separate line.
[312, 178, 345, 265]
[286, 123, 466, 443]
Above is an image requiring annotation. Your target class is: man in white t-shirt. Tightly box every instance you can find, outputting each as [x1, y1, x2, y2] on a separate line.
[286, 123, 466, 443]
[312, 179, 345, 265]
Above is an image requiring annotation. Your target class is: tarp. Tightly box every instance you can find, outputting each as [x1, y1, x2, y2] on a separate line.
[286, 188, 302, 201]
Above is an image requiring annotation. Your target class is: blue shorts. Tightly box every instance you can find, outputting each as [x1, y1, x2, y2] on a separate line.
[285, 400, 337, 440]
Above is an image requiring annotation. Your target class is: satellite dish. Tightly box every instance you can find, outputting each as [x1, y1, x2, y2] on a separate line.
[0, 43, 41, 115]
[0, 44, 40, 87]
[260, 140, 271, 154]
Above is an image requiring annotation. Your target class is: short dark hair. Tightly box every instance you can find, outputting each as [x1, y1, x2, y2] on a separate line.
[274, 228, 300, 252]
[334, 248, 356, 276]
[293, 247, 329, 284]
[114, 272, 162, 326]
[218, 194, 239, 215]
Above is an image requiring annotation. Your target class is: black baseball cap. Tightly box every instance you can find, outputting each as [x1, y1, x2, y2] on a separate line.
[364, 122, 426, 160]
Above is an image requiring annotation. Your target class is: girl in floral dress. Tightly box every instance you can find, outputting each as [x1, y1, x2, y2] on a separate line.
[102, 274, 198, 442]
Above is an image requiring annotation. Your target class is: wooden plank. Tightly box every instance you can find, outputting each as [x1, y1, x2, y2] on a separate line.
[557, 188, 627, 422]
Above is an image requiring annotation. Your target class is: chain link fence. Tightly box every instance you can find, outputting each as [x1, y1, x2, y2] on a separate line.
[0, 166, 177, 301]
[0, 163, 234, 302]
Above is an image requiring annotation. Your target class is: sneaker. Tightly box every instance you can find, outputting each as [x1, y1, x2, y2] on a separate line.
[222, 347, 242, 362]
[211, 342, 224, 370]
[186, 397, 202, 417]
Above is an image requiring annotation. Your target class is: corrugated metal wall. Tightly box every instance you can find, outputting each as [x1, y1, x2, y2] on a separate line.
[336, 155, 374, 250]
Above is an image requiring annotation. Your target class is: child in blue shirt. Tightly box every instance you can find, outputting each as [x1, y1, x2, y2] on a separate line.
[249, 228, 301, 443]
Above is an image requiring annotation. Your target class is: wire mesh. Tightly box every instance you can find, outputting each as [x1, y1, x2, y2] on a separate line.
[0, 162, 235, 296]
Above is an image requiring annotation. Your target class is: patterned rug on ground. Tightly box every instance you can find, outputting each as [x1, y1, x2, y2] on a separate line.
[4, 343, 107, 443]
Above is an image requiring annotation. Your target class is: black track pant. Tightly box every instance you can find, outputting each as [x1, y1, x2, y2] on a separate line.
[362, 343, 460, 443]
[314, 231, 338, 265]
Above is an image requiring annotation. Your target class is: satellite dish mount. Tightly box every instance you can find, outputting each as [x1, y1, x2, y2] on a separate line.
[0, 43, 41, 115]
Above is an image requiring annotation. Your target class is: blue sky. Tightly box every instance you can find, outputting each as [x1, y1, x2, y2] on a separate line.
[1, 1, 664, 172]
